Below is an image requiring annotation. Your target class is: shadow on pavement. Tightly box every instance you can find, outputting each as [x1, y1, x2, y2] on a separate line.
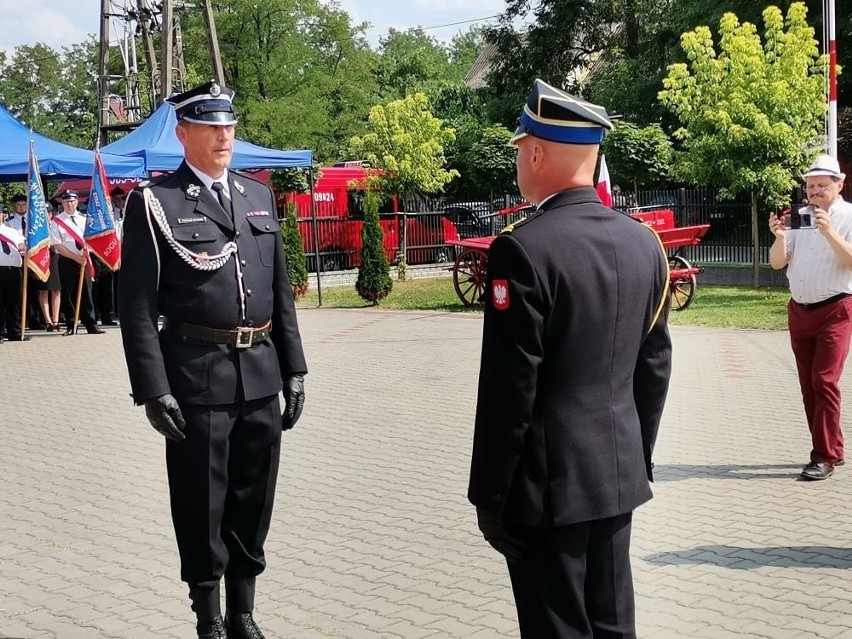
[654, 463, 801, 481]
[644, 545, 852, 569]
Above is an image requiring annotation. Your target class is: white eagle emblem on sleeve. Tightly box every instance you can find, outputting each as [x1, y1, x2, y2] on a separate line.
[492, 279, 510, 310]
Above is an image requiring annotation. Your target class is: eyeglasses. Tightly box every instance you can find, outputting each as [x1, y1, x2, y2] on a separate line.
[806, 183, 837, 192]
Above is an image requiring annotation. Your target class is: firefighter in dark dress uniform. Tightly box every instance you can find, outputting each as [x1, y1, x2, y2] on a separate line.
[118, 81, 307, 639]
[468, 79, 672, 638]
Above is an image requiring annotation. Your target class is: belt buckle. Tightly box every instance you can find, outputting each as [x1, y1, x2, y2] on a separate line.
[235, 327, 253, 348]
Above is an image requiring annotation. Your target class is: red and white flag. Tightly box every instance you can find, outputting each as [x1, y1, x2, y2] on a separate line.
[596, 155, 612, 208]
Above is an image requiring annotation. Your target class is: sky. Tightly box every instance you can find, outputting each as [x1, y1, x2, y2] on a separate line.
[0, 0, 505, 54]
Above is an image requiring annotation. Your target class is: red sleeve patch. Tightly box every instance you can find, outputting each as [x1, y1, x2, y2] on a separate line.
[492, 279, 510, 310]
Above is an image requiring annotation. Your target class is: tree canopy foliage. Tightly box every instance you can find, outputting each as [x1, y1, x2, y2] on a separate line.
[349, 93, 459, 198]
[658, 3, 827, 206]
[0, 0, 845, 203]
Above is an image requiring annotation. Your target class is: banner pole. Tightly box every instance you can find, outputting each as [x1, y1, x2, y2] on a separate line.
[20, 259, 29, 335]
[72, 258, 85, 335]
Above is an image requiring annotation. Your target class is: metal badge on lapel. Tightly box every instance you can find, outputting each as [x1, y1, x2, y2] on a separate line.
[233, 180, 245, 195]
[186, 184, 201, 199]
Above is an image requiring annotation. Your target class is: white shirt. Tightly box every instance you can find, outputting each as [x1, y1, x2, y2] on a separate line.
[5, 213, 60, 247]
[786, 196, 852, 304]
[186, 161, 231, 200]
[53, 210, 87, 256]
[0, 223, 25, 267]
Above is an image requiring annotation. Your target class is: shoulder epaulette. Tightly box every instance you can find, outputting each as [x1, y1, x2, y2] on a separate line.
[500, 217, 530, 235]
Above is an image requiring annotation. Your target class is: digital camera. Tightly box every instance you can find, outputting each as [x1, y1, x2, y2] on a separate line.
[783, 207, 817, 230]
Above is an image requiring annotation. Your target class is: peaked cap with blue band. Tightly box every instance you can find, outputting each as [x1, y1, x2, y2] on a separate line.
[510, 79, 613, 146]
[167, 79, 238, 126]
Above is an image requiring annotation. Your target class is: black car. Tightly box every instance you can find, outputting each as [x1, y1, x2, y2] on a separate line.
[443, 201, 493, 239]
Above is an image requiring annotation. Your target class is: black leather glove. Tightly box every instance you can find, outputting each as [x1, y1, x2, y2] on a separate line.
[144, 393, 186, 442]
[477, 506, 528, 563]
[281, 375, 305, 431]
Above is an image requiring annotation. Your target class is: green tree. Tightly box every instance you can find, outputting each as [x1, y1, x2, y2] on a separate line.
[0, 44, 64, 134]
[349, 93, 458, 279]
[375, 28, 455, 99]
[355, 191, 393, 304]
[281, 201, 309, 300]
[658, 3, 828, 284]
[602, 122, 673, 193]
[179, 0, 378, 161]
[465, 125, 518, 201]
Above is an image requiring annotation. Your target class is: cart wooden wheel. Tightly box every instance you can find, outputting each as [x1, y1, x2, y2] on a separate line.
[668, 255, 697, 311]
[453, 248, 489, 306]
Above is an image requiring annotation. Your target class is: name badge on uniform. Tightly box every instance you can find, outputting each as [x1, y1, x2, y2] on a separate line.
[247, 211, 270, 217]
[177, 217, 206, 224]
[492, 280, 510, 311]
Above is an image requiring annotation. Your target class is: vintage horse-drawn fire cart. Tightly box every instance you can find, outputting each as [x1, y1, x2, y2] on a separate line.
[448, 204, 710, 311]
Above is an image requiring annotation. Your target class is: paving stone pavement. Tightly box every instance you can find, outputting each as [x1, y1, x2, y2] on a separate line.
[3, 310, 852, 638]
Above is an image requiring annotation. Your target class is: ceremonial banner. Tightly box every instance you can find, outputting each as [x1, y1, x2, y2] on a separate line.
[84, 152, 122, 271]
[25, 145, 51, 282]
[596, 155, 613, 208]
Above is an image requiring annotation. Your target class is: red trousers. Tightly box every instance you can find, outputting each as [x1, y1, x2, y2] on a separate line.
[788, 296, 852, 465]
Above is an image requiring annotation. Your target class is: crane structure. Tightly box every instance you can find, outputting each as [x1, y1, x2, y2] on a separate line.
[97, 0, 224, 146]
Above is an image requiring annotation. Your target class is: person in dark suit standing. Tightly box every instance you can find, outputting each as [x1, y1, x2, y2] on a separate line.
[118, 80, 307, 639]
[468, 79, 672, 639]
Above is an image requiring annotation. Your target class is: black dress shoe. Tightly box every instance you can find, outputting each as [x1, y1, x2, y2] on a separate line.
[801, 461, 834, 480]
[225, 612, 266, 639]
[10, 335, 31, 342]
[197, 616, 227, 639]
[102, 320, 118, 326]
[86, 326, 106, 335]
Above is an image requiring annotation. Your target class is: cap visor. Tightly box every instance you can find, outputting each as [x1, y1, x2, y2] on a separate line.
[181, 112, 238, 126]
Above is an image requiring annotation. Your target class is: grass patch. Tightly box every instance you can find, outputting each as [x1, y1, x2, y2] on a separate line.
[298, 277, 791, 330]
[667, 285, 789, 330]
[297, 277, 478, 313]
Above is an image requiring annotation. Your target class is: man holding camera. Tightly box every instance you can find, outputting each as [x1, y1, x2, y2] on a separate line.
[769, 154, 852, 480]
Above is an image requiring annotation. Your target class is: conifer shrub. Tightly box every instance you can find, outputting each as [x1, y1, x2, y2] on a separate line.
[356, 191, 393, 304]
[281, 201, 309, 300]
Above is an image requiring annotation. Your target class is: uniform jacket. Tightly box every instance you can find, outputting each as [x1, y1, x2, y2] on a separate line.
[118, 161, 307, 406]
[468, 187, 671, 527]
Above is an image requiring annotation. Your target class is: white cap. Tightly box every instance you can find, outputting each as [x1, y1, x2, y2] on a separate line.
[804, 154, 846, 180]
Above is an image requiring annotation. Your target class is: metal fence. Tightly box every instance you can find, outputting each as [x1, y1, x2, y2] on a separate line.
[294, 184, 852, 277]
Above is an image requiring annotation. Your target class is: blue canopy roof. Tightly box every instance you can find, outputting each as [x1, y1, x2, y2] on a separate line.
[102, 102, 313, 171]
[0, 104, 146, 181]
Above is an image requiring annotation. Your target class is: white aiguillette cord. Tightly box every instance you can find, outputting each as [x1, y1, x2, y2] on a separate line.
[143, 188, 247, 320]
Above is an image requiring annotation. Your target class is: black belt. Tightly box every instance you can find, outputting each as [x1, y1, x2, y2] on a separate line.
[795, 293, 852, 310]
[0, 265, 21, 269]
[163, 318, 271, 348]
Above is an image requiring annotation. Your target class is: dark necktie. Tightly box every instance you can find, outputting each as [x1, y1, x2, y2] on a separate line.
[21, 216, 26, 239]
[211, 182, 232, 218]
[70, 215, 83, 250]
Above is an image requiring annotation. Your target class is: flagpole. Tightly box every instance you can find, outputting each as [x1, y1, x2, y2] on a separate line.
[19, 253, 29, 336]
[72, 260, 86, 335]
[824, 0, 838, 158]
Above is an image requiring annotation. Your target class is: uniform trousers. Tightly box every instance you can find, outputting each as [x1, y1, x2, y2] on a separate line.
[0, 265, 22, 339]
[788, 295, 852, 465]
[507, 512, 635, 639]
[57, 255, 97, 330]
[166, 394, 282, 590]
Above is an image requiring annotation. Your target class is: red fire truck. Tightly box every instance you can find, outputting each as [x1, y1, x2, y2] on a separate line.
[59, 163, 461, 272]
[258, 163, 460, 271]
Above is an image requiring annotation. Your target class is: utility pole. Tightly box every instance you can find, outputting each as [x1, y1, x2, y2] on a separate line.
[97, 0, 112, 147]
[97, 0, 216, 144]
[160, 0, 174, 101]
[201, 0, 225, 83]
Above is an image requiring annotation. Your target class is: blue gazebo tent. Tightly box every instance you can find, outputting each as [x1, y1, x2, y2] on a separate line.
[102, 102, 313, 171]
[0, 104, 145, 181]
